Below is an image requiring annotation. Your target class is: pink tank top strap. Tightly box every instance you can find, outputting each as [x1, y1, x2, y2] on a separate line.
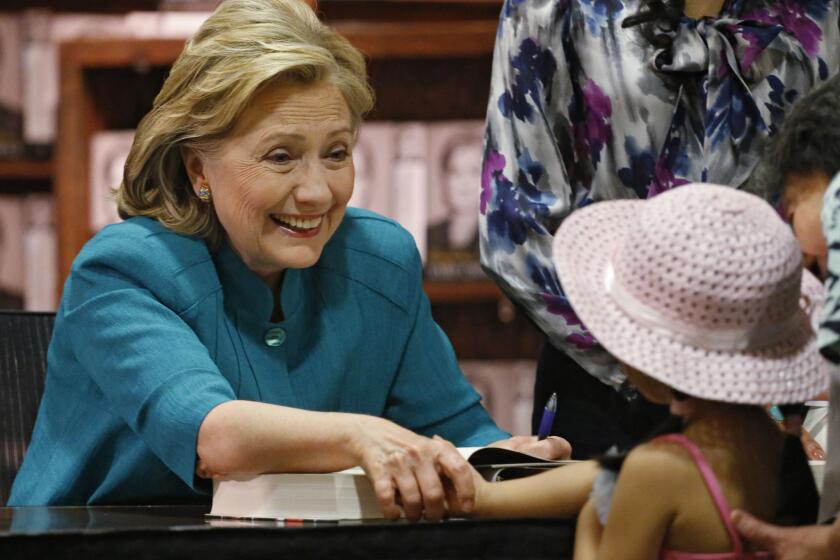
[652, 434, 744, 555]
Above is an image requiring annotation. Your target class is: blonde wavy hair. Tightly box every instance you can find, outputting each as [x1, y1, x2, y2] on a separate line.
[116, 0, 374, 247]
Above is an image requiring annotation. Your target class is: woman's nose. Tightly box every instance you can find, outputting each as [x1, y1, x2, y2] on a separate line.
[294, 160, 333, 206]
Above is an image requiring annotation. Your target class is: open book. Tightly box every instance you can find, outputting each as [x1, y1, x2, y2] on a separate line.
[460, 446, 575, 482]
[208, 447, 575, 521]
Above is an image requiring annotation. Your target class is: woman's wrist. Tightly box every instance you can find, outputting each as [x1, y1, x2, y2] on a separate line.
[339, 412, 379, 465]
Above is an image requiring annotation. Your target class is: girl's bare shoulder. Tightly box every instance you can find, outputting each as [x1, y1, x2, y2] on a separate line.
[620, 439, 701, 488]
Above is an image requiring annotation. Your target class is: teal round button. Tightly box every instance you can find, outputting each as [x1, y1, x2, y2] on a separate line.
[264, 327, 286, 347]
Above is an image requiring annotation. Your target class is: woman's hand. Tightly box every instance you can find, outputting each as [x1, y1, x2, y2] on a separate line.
[438, 437, 489, 519]
[487, 434, 573, 460]
[347, 415, 475, 522]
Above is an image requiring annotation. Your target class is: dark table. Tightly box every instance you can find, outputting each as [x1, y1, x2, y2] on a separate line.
[0, 506, 575, 559]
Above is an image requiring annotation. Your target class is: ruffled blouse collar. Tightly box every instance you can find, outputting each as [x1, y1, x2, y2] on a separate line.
[644, 0, 827, 189]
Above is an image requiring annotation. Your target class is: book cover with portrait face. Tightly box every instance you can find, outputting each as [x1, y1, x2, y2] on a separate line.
[425, 120, 485, 281]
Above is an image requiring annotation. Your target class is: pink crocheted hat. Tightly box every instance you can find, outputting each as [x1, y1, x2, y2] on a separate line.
[553, 184, 828, 405]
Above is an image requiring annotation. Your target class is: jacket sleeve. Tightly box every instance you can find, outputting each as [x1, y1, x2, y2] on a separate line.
[382, 233, 509, 446]
[60, 229, 236, 488]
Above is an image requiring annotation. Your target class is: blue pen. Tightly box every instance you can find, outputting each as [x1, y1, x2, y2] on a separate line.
[537, 392, 557, 440]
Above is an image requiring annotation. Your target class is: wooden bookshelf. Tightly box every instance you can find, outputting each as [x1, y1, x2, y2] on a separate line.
[333, 19, 497, 59]
[55, 38, 187, 283]
[423, 280, 501, 303]
[0, 159, 53, 181]
[0, 159, 53, 194]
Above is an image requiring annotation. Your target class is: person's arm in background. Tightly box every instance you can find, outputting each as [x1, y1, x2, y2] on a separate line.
[479, 0, 619, 384]
[730, 513, 840, 560]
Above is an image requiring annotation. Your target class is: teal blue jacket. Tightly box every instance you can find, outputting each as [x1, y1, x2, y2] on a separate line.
[9, 209, 506, 505]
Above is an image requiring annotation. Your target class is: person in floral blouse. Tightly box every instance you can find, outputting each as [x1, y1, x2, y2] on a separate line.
[480, 0, 840, 458]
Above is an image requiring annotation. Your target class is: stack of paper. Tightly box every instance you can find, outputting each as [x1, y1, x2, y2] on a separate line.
[210, 467, 382, 521]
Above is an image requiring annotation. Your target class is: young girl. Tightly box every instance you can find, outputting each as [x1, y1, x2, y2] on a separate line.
[456, 184, 826, 559]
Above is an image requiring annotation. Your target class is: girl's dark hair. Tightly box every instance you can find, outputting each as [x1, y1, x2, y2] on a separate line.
[598, 410, 684, 471]
[622, 0, 687, 50]
[755, 74, 840, 201]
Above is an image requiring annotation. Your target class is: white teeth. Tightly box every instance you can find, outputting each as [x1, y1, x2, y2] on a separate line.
[273, 214, 323, 230]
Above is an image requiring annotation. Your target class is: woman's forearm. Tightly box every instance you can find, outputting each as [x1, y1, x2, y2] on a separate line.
[196, 400, 366, 476]
[476, 460, 599, 518]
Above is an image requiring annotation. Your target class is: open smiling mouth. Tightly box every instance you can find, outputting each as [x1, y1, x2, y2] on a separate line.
[270, 214, 324, 236]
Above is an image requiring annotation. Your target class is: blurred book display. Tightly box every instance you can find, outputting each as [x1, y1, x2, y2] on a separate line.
[425, 121, 485, 281]
[17, 10, 210, 159]
[23, 195, 57, 311]
[0, 196, 26, 308]
[392, 123, 429, 263]
[0, 194, 55, 311]
[90, 130, 134, 231]
[210, 447, 568, 521]
[351, 120, 484, 278]
[0, 16, 24, 159]
[350, 122, 395, 220]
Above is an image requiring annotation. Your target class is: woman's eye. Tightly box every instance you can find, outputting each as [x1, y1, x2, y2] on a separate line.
[267, 151, 291, 164]
[328, 149, 348, 162]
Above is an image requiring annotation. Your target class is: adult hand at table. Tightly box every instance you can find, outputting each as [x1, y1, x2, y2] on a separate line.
[487, 435, 573, 460]
[349, 415, 475, 522]
[731, 510, 839, 560]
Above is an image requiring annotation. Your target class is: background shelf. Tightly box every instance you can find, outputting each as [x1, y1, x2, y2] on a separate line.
[0, 159, 53, 181]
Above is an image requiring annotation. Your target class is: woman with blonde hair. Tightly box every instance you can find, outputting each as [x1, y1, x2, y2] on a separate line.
[8, 0, 567, 517]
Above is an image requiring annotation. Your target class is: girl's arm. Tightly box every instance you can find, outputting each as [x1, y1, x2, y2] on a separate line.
[469, 460, 599, 518]
[589, 445, 678, 560]
[573, 498, 603, 560]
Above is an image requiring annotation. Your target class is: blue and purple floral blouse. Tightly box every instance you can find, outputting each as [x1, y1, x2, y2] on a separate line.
[481, 0, 840, 385]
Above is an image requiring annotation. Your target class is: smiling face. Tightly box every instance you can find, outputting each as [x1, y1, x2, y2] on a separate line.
[183, 80, 355, 288]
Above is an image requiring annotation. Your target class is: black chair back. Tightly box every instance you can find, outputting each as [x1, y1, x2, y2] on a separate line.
[0, 311, 55, 506]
